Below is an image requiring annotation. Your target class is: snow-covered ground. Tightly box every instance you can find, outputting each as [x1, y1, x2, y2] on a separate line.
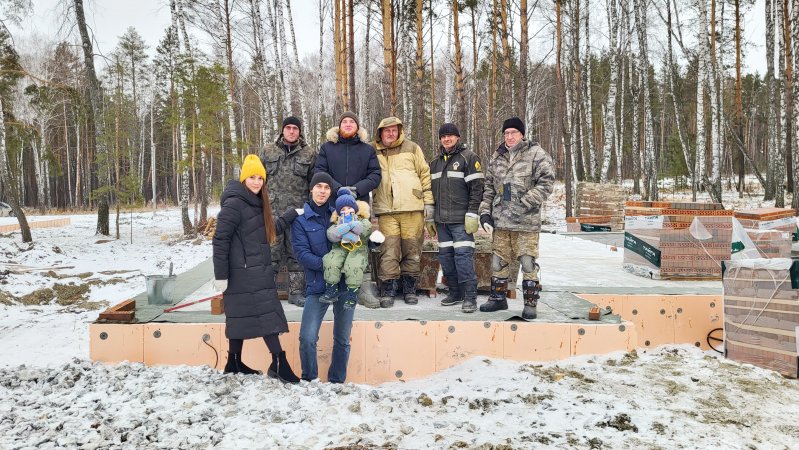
[2, 184, 799, 449]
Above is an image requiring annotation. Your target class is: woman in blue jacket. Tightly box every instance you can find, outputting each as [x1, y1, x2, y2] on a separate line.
[213, 155, 301, 382]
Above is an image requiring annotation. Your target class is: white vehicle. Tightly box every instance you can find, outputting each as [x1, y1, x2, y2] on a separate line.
[0, 201, 14, 217]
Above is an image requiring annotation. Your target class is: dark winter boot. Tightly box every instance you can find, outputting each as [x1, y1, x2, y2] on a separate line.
[223, 352, 262, 375]
[401, 275, 419, 305]
[379, 279, 397, 308]
[319, 283, 339, 304]
[287, 271, 306, 307]
[440, 281, 463, 306]
[521, 279, 542, 320]
[267, 351, 300, 383]
[461, 282, 478, 313]
[342, 287, 359, 310]
[479, 276, 508, 312]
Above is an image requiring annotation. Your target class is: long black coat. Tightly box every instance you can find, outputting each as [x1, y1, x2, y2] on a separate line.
[213, 180, 289, 339]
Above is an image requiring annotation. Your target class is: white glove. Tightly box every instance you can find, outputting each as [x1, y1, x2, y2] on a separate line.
[295, 208, 305, 216]
[482, 222, 494, 235]
[213, 279, 228, 292]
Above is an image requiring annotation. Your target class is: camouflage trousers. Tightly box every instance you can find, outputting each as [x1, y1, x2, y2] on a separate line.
[492, 230, 540, 281]
[377, 211, 424, 281]
[323, 245, 369, 289]
[271, 227, 304, 294]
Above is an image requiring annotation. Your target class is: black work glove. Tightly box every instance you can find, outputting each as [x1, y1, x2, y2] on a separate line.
[480, 214, 495, 234]
[280, 207, 299, 225]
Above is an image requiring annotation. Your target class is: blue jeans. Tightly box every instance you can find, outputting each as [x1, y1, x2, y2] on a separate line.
[299, 293, 356, 383]
[436, 223, 477, 285]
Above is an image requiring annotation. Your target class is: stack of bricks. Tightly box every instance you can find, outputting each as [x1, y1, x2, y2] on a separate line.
[574, 182, 627, 231]
[722, 260, 799, 378]
[734, 208, 795, 258]
[565, 215, 613, 232]
[623, 201, 732, 279]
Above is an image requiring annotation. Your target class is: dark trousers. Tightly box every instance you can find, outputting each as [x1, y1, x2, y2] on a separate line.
[436, 223, 476, 285]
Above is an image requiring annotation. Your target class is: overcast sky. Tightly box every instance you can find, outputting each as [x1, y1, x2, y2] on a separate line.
[10, 0, 768, 76]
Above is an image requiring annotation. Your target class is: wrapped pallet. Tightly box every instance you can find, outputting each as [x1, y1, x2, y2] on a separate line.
[575, 182, 627, 231]
[722, 258, 799, 378]
[734, 208, 796, 258]
[623, 201, 732, 279]
[565, 215, 613, 232]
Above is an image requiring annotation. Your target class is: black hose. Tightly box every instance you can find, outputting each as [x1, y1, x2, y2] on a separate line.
[203, 337, 219, 369]
[706, 327, 724, 354]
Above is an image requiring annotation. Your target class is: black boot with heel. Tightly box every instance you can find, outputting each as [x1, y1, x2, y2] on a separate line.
[223, 352, 262, 375]
[267, 351, 301, 383]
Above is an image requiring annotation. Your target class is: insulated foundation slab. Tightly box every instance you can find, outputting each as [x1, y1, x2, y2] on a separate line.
[578, 294, 722, 350]
[89, 323, 144, 364]
[91, 319, 638, 384]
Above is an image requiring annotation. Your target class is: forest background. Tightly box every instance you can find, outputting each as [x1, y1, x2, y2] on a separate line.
[0, 0, 790, 241]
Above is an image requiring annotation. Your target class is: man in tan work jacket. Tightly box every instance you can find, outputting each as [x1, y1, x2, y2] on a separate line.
[372, 116, 434, 308]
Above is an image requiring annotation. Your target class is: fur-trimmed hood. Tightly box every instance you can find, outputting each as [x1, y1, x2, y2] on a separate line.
[325, 127, 369, 144]
[330, 200, 370, 223]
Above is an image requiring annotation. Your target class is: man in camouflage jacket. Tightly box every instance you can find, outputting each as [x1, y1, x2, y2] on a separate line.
[478, 117, 554, 320]
[259, 116, 317, 306]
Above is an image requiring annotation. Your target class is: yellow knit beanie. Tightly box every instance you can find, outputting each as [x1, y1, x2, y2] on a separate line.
[239, 154, 266, 182]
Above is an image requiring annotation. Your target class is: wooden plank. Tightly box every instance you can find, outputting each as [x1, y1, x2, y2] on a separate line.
[98, 299, 136, 322]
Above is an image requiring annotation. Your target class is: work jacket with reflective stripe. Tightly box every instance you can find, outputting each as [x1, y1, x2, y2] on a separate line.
[429, 143, 484, 224]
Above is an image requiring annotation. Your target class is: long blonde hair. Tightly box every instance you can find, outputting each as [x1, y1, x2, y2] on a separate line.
[261, 184, 277, 244]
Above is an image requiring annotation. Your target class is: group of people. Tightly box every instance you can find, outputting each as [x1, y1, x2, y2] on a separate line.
[212, 112, 555, 384]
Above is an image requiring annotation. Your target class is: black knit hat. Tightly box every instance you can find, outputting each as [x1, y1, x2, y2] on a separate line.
[282, 116, 302, 133]
[502, 117, 525, 136]
[438, 123, 460, 138]
[339, 111, 360, 129]
[310, 172, 334, 189]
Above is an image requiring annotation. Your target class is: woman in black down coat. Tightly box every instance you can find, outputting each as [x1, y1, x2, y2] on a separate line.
[213, 154, 301, 382]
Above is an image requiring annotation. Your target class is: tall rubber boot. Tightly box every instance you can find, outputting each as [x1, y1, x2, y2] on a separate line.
[379, 279, 397, 308]
[357, 279, 381, 309]
[223, 352, 262, 375]
[521, 279, 541, 320]
[479, 276, 508, 312]
[401, 275, 419, 305]
[267, 350, 300, 383]
[461, 282, 478, 313]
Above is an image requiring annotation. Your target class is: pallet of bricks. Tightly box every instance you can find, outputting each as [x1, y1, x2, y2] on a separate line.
[734, 208, 796, 258]
[623, 201, 732, 279]
[566, 215, 613, 232]
[722, 259, 799, 378]
[574, 182, 626, 231]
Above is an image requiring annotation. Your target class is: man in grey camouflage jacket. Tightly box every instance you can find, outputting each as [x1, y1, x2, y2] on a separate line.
[259, 116, 317, 307]
[477, 117, 555, 320]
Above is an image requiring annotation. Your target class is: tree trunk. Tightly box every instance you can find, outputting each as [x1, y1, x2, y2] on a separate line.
[792, 0, 799, 211]
[286, 0, 307, 117]
[381, 0, 397, 116]
[74, 0, 109, 235]
[734, 0, 745, 196]
[765, 0, 777, 200]
[705, 0, 723, 203]
[170, 0, 194, 235]
[556, 0, 572, 218]
[634, 0, 656, 200]
[414, 0, 425, 135]
[0, 98, 32, 242]
[666, 0, 693, 188]
[219, 0, 240, 159]
[582, 0, 595, 181]
[600, 0, 618, 184]
[519, 0, 529, 122]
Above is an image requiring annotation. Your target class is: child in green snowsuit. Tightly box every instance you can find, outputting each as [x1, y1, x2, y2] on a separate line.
[320, 187, 383, 308]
